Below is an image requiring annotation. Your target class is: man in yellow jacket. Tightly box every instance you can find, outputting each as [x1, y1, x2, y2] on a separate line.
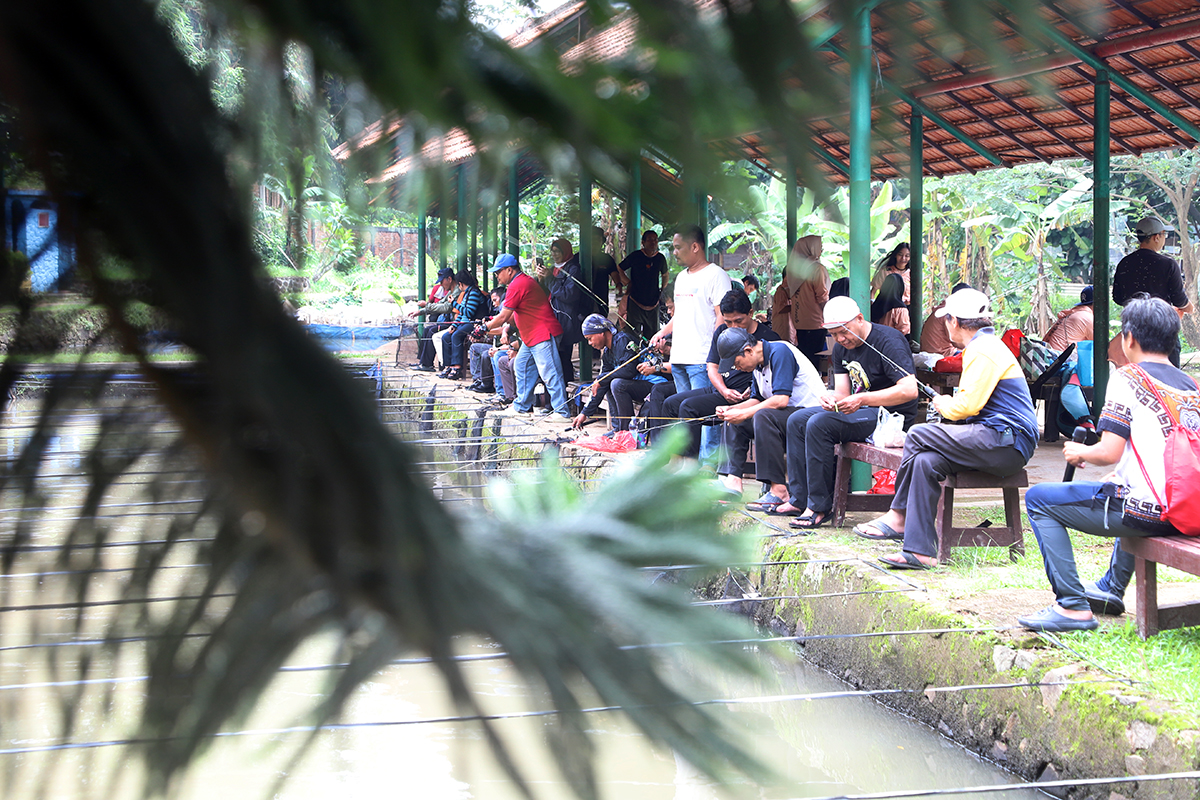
[855, 289, 1039, 569]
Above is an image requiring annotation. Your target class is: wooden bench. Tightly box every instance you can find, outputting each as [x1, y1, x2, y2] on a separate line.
[1118, 535, 1200, 638]
[831, 441, 1027, 562]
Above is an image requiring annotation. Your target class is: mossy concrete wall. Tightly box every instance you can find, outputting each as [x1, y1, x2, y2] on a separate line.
[735, 536, 1200, 799]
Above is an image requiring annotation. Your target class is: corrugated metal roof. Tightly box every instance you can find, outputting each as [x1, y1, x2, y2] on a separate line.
[338, 0, 1200, 212]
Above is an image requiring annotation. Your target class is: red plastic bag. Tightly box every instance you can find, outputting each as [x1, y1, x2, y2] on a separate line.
[573, 430, 637, 454]
[1001, 328, 1024, 359]
[869, 468, 896, 494]
[933, 354, 962, 373]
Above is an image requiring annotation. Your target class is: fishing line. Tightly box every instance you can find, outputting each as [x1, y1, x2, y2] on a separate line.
[0, 678, 1136, 755]
[799, 771, 1200, 800]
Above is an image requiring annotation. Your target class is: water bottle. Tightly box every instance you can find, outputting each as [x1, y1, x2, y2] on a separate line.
[629, 415, 647, 449]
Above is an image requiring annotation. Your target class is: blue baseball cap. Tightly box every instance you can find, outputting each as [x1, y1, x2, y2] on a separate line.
[490, 254, 519, 273]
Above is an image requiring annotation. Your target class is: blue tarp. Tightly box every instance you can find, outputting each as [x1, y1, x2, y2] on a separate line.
[304, 324, 412, 340]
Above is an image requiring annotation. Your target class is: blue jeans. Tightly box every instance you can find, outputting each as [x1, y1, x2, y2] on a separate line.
[514, 336, 569, 416]
[1025, 481, 1141, 612]
[672, 364, 717, 460]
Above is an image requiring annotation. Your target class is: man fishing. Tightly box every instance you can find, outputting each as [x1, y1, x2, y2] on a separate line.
[777, 296, 920, 529]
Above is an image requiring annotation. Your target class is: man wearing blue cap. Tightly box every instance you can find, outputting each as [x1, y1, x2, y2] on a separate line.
[485, 254, 570, 418]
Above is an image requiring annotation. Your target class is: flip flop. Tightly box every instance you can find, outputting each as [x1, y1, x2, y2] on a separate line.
[745, 492, 786, 513]
[879, 551, 935, 570]
[853, 518, 904, 541]
[765, 502, 804, 517]
[790, 512, 829, 530]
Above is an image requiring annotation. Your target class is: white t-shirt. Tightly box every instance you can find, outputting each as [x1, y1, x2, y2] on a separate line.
[1101, 362, 1200, 532]
[670, 263, 732, 364]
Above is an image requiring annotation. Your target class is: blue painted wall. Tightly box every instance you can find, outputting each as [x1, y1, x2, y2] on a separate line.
[5, 191, 75, 292]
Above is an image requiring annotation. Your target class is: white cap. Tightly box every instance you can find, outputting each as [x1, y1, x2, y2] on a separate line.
[822, 296, 862, 329]
[935, 288, 993, 320]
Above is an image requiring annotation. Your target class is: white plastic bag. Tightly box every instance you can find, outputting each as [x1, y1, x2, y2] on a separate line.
[869, 406, 906, 448]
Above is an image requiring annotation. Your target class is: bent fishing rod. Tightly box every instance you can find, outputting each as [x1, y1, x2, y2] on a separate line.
[540, 262, 650, 345]
[839, 325, 939, 399]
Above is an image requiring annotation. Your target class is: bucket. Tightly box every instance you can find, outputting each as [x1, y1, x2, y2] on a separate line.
[1075, 340, 1094, 387]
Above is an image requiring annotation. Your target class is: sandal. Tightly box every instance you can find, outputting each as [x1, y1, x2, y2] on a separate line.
[765, 502, 804, 517]
[745, 492, 786, 513]
[879, 551, 936, 570]
[853, 518, 904, 541]
[789, 512, 829, 530]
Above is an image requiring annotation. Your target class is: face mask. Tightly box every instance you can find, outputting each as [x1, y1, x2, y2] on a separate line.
[746, 290, 757, 303]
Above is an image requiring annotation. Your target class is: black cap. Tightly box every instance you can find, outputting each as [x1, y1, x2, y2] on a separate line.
[715, 328, 755, 379]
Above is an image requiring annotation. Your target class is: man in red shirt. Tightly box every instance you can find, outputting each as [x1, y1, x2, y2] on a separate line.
[486, 254, 570, 418]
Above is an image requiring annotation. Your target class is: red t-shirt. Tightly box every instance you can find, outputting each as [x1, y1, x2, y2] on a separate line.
[504, 271, 562, 346]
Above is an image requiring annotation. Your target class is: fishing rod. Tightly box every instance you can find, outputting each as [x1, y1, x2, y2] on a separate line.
[840, 324, 939, 400]
[539, 260, 649, 344]
[571, 341, 656, 409]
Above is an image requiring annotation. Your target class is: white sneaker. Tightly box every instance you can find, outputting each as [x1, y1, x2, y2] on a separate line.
[495, 406, 533, 417]
[534, 406, 555, 416]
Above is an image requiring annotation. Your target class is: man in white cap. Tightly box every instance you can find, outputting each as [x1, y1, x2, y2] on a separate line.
[776, 296, 919, 528]
[1113, 216, 1193, 366]
[863, 289, 1038, 569]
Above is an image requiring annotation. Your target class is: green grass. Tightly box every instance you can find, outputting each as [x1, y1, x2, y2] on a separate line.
[1064, 623, 1200, 717]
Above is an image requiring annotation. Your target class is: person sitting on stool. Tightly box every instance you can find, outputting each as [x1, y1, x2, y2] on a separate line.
[865, 289, 1038, 569]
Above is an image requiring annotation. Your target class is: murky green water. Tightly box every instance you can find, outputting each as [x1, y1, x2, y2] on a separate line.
[0, 395, 1042, 799]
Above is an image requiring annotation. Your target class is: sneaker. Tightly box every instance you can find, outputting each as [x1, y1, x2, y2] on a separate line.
[534, 406, 555, 417]
[495, 406, 533, 416]
[1083, 582, 1125, 616]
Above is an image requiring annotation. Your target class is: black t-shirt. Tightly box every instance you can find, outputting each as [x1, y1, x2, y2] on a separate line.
[706, 322, 780, 392]
[620, 249, 669, 307]
[1113, 249, 1189, 307]
[832, 323, 918, 422]
[590, 252, 619, 312]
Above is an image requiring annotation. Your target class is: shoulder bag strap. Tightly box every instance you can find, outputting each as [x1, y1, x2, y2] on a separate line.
[1125, 364, 1170, 508]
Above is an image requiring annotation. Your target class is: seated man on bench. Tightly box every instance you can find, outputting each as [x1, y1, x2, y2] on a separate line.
[866, 289, 1038, 570]
[778, 296, 919, 529]
[712, 327, 825, 506]
[1020, 295, 1200, 632]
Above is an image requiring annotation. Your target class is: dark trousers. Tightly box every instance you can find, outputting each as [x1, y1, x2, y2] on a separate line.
[608, 378, 653, 432]
[719, 406, 803, 484]
[625, 303, 660, 343]
[445, 322, 473, 367]
[656, 387, 721, 457]
[417, 321, 450, 367]
[785, 406, 877, 513]
[891, 423, 1028, 558]
[558, 338, 577, 384]
[795, 329, 827, 371]
[640, 381, 677, 431]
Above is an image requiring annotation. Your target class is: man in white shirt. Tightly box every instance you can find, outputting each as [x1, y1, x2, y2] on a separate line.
[649, 224, 732, 395]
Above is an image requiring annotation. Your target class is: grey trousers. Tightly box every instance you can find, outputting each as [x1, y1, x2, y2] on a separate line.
[891, 422, 1028, 558]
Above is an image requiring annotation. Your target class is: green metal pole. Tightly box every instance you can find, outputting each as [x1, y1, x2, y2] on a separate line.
[456, 165, 467, 274]
[628, 158, 641, 251]
[848, 8, 872, 316]
[417, 212, 427, 338]
[580, 168, 593, 380]
[910, 109, 924, 343]
[439, 209, 448, 275]
[849, 5, 873, 492]
[508, 159, 520, 257]
[697, 190, 709, 238]
[786, 159, 798, 254]
[1093, 71, 1111, 411]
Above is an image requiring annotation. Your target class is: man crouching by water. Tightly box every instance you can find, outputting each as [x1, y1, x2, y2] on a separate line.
[860, 289, 1039, 570]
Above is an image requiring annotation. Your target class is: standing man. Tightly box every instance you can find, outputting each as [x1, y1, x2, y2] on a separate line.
[618, 229, 670, 342]
[649, 225, 731, 394]
[1113, 216, 1193, 366]
[777, 296, 919, 528]
[539, 238, 587, 383]
[487, 254, 570, 419]
[867, 290, 1038, 569]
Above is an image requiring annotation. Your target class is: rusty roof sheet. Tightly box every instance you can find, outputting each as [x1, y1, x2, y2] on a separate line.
[340, 0, 1200, 209]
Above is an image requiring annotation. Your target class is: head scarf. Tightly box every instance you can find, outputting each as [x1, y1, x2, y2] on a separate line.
[871, 273, 907, 323]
